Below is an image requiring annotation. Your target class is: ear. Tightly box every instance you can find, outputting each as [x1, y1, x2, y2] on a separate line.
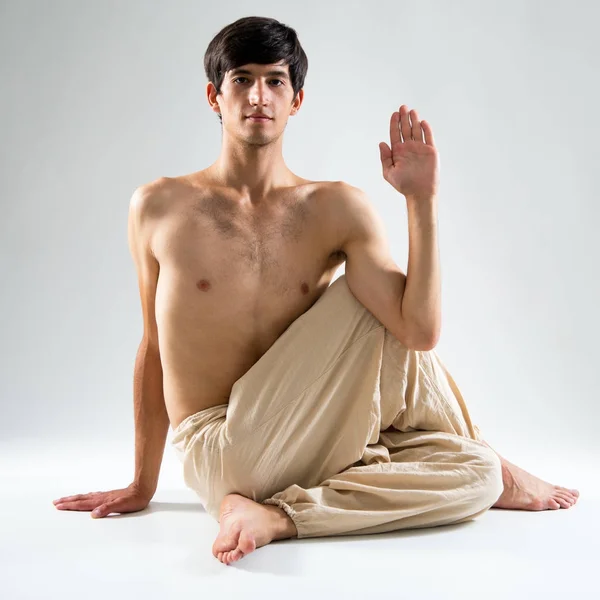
[290, 88, 304, 116]
[206, 82, 221, 114]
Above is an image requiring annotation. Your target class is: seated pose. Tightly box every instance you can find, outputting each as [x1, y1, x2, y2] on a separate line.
[53, 16, 579, 566]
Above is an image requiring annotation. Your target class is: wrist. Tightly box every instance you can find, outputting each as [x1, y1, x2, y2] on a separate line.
[405, 193, 437, 206]
[131, 480, 155, 499]
[406, 197, 438, 226]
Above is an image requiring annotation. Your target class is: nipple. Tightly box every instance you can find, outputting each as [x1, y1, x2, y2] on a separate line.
[300, 282, 310, 295]
[196, 279, 212, 292]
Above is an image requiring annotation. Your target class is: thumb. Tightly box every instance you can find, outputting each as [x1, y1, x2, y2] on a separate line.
[92, 498, 122, 518]
[379, 142, 393, 172]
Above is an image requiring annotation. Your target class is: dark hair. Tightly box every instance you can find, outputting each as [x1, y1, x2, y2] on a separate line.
[204, 16, 308, 123]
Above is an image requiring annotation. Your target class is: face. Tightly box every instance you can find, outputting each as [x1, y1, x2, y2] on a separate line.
[208, 62, 303, 145]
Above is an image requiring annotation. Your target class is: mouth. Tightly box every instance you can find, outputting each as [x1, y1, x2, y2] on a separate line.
[247, 116, 271, 122]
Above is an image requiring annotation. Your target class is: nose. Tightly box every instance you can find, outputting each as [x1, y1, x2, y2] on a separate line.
[248, 80, 270, 107]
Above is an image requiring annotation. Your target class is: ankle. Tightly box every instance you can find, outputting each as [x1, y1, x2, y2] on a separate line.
[264, 504, 298, 540]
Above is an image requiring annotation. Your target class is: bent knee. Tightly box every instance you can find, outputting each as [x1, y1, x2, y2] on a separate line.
[476, 447, 504, 508]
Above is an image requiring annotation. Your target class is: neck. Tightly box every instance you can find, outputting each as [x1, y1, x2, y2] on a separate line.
[210, 130, 295, 200]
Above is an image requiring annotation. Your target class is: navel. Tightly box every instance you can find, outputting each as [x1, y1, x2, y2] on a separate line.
[196, 278, 212, 292]
[300, 282, 310, 295]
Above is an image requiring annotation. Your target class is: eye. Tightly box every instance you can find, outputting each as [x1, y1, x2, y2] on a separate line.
[233, 77, 283, 86]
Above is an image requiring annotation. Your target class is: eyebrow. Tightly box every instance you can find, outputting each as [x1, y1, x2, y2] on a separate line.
[230, 68, 289, 79]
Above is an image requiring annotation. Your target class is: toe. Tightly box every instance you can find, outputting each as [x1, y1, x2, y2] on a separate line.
[554, 496, 571, 509]
[213, 534, 238, 554]
[549, 498, 561, 510]
[231, 548, 242, 562]
[557, 491, 577, 504]
[238, 530, 257, 555]
[555, 490, 571, 500]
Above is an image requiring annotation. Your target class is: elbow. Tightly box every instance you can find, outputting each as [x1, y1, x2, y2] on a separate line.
[415, 339, 437, 352]
[407, 328, 439, 352]
[141, 336, 161, 356]
[395, 316, 440, 351]
[418, 330, 440, 351]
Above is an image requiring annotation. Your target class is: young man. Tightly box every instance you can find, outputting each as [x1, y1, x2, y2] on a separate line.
[53, 16, 579, 565]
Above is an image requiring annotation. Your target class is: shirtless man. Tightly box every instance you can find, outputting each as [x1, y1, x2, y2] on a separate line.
[53, 16, 579, 565]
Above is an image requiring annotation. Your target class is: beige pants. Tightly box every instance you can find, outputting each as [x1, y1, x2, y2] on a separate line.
[171, 274, 503, 538]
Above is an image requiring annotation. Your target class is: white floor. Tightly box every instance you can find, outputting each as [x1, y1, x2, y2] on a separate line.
[2, 438, 598, 600]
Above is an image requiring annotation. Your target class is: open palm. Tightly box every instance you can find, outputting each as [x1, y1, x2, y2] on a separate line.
[379, 105, 439, 199]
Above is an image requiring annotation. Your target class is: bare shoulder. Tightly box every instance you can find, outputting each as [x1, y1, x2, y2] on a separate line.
[130, 175, 198, 222]
[128, 177, 183, 262]
[315, 179, 369, 208]
[130, 176, 173, 213]
[315, 180, 376, 246]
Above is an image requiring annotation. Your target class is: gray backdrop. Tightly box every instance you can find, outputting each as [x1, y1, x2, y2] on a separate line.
[1, 0, 598, 473]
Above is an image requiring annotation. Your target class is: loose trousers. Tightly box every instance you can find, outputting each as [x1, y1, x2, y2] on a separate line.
[171, 274, 504, 538]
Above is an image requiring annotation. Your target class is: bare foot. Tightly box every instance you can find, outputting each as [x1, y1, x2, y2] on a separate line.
[212, 494, 298, 565]
[493, 458, 580, 511]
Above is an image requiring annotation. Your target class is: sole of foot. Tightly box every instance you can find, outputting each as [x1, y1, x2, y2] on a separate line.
[212, 494, 297, 565]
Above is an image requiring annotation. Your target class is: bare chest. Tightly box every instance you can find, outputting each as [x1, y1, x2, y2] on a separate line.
[147, 181, 348, 419]
[151, 185, 346, 342]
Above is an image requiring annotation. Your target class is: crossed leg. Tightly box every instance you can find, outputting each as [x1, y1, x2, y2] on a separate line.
[212, 441, 580, 565]
[205, 276, 580, 565]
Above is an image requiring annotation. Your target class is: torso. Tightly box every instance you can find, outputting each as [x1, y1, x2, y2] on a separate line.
[147, 171, 350, 430]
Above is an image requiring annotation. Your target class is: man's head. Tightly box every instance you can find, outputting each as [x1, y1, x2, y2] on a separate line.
[204, 16, 307, 144]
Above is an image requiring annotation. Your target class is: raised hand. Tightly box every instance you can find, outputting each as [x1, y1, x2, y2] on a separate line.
[53, 483, 152, 518]
[378, 104, 439, 199]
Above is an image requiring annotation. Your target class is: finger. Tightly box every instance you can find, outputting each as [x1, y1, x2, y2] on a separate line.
[399, 105, 412, 142]
[389, 111, 400, 147]
[54, 494, 86, 504]
[421, 119, 435, 147]
[92, 503, 110, 518]
[410, 109, 423, 142]
[55, 497, 103, 511]
[379, 142, 393, 171]
[53, 491, 101, 505]
[92, 497, 124, 519]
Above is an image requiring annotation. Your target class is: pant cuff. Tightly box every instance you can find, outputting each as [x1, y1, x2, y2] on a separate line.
[261, 498, 306, 537]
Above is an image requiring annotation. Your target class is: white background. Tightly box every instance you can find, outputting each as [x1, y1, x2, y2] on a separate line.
[1, 1, 598, 597]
